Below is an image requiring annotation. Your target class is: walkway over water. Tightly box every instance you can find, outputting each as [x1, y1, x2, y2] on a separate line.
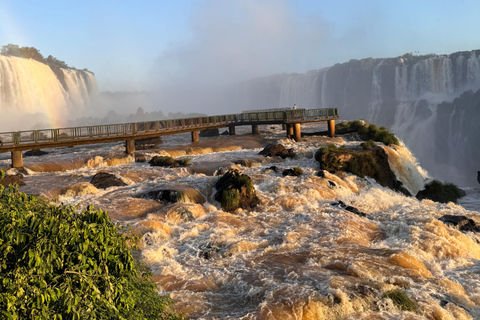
[0, 108, 339, 168]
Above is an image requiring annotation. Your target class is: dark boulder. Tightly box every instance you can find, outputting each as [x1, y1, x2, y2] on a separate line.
[267, 166, 279, 173]
[200, 128, 219, 137]
[331, 200, 366, 217]
[316, 170, 326, 178]
[438, 215, 480, 233]
[416, 180, 464, 203]
[214, 169, 260, 212]
[328, 180, 336, 187]
[259, 144, 295, 159]
[24, 149, 49, 157]
[141, 187, 205, 205]
[282, 167, 303, 177]
[221, 130, 230, 135]
[0, 174, 25, 187]
[90, 172, 127, 189]
[135, 153, 147, 163]
[149, 156, 190, 167]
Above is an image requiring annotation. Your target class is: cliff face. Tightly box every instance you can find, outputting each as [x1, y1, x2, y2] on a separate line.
[232, 50, 480, 186]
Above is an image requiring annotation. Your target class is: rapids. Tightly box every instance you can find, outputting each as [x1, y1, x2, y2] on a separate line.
[1, 123, 479, 319]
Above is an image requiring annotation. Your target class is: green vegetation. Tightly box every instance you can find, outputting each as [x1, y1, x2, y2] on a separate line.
[176, 158, 191, 167]
[220, 189, 241, 212]
[382, 289, 417, 312]
[237, 175, 254, 194]
[360, 140, 377, 150]
[345, 153, 381, 178]
[1, 44, 82, 71]
[0, 178, 183, 320]
[315, 144, 342, 172]
[416, 180, 464, 203]
[336, 120, 400, 146]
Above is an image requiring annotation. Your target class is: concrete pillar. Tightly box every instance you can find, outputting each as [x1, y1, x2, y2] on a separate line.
[328, 119, 336, 138]
[286, 124, 294, 138]
[229, 125, 236, 135]
[125, 139, 135, 154]
[11, 150, 23, 168]
[191, 131, 199, 142]
[252, 124, 259, 134]
[293, 123, 302, 142]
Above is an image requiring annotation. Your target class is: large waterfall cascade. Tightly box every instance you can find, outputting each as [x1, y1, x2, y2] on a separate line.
[240, 50, 480, 186]
[0, 55, 98, 129]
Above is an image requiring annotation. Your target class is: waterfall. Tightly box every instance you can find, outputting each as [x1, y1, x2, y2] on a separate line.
[0, 55, 97, 130]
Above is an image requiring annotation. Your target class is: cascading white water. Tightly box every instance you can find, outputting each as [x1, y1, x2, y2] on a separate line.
[278, 71, 322, 108]
[0, 55, 97, 130]
[367, 60, 384, 123]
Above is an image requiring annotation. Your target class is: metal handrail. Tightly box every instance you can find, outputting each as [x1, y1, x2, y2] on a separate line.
[0, 108, 338, 147]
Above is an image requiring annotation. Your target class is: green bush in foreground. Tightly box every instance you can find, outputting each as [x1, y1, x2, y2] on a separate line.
[0, 181, 183, 320]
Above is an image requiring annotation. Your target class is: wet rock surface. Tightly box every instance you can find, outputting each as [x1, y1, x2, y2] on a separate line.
[24, 149, 49, 157]
[200, 128, 219, 137]
[0, 174, 25, 187]
[331, 200, 367, 217]
[438, 215, 480, 233]
[90, 172, 127, 189]
[141, 186, 205, 205]
[214, 169, 260, 212]
[259, 144, 295, 159]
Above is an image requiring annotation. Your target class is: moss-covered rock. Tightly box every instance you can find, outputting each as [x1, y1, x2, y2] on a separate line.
[336, 120, 400, 146]
[416, 180, 464, 203]
[214, 169, 260, 212]
[149, 156, 190, 168]
[382, 289, 417, 312]
[316, 145, 410, 195]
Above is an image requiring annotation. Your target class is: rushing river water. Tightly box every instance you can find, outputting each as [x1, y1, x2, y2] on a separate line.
[1, 123, 479, 320]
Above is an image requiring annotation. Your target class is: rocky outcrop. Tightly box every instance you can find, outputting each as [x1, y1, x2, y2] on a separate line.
[24, 149, 49, 157]
[416, 180, 464, 203]
[439, 215, 480, 233]
[141, 186, 205, 205]
[90, 172, 127, 189]
[149, 156, 190, 167]
[0, 174, 25, 187]
[282, 167, 303, 177]
[214, 169, 260, 212]
[259, 144, 295, 159]
[316, 145, 410, 195]
[331, 200, 366, 217]
[59, 182, 98, 197]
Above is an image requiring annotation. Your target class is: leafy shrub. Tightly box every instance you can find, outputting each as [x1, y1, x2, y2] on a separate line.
[382, 289, 417, 312]
[149, 156, 176, 167]
[416, 180, 464, 203]
[221, 189, 240, 212]
[360, 140, 376, 150]
[339, 120, 400, 146]
[237, 175, 254, 193]
[0, 181, 183, 320]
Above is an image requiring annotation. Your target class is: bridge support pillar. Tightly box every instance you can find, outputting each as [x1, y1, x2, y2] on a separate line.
[11, 150, 23, 168]
[252, 124, 259, 134]
[286, 124, 294, 138]
[327, 119, 336, 138]
[229, 125, 236, 135]
[125, 139, 135, 154]
[191, 131, 199, 142]
[293, 123, 302, 142]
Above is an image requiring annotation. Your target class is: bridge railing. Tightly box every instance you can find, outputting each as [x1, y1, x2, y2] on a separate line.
[0, 108, 338, 147]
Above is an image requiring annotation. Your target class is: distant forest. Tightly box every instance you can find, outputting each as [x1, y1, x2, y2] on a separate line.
[0, 43, 90, 72]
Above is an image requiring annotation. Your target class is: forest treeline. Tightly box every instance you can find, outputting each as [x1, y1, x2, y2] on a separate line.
[1, 43, 90, 72]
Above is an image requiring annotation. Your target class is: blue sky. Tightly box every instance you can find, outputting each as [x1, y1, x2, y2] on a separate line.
[1, 0, 479, 91]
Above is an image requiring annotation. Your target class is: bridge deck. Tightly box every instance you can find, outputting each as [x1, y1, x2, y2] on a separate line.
[0, 108, 338, 153]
